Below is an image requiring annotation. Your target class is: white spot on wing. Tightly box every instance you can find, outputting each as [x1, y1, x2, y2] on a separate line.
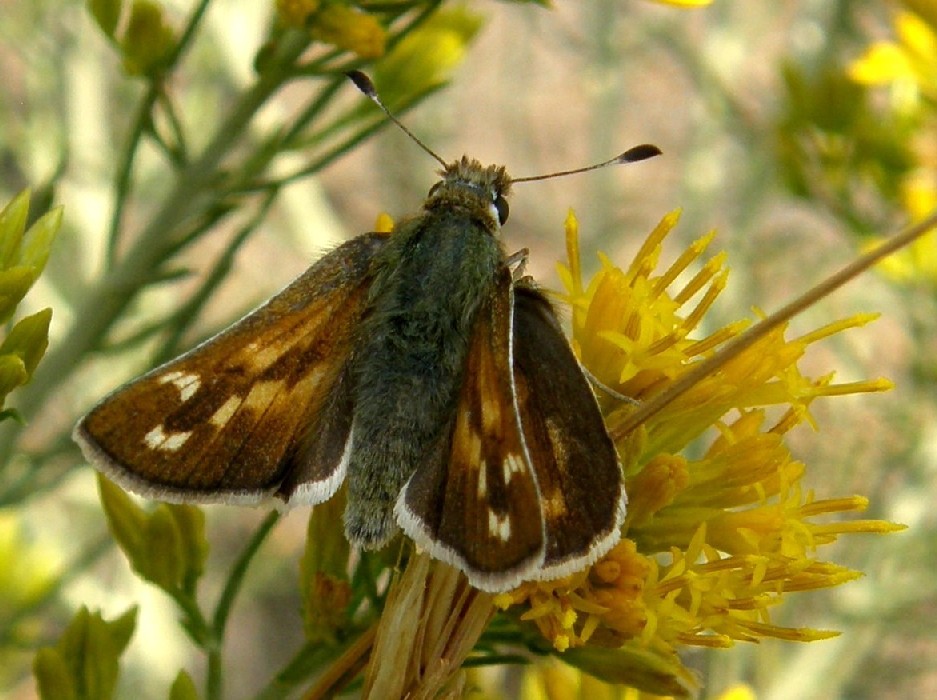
[502, 453, 525, 484]
[144, 425, 193, 451]
[158, 371, 201, 402]
[162, 432, 192, 451]
[488, 510, 511, 541]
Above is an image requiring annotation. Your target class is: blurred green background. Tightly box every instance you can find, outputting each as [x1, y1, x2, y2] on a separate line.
[1, 0, 935, 698]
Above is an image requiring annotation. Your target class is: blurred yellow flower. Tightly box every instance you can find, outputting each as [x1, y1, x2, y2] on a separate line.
[275, 0, 387, 58]
[849, 10, 937, 102]
[849, 9, 937, 282]
[517, 657, 755, 700]
[276, 0, 321, 28]
[647, 0, 713, 6]
[0, 512, 60, 684]
[373, 8, 484, 109]
[494, 210, 904, 692]
[0, 513, 58, 612]
[309, 4, 386, 59]
[121, 0, 176, 76]
[870, 171, 937, 282]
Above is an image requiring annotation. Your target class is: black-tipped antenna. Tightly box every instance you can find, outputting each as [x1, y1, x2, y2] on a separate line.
[512, 144, 662, 184]
[346, 70, 447, 168]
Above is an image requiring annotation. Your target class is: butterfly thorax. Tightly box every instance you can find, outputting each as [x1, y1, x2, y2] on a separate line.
[342, 162, 511, 547]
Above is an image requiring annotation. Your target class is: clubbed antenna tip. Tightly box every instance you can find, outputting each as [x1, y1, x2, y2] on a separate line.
[512, 143, 662, 184]
[346, 70, 378, 100]
[618, 144, 662, 163]
[345, 70, 447, 168]
[345, 70, 663, 184]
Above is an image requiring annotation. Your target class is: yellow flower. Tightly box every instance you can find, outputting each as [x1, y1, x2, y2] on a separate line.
[496, 210, 903, 692]
[309, 4, 386, 59]
[877, 171, 937, 281]
[849, 9, 937, 282]
[276, 0, 321, 28]
[275, 0, 387, 58]
[849, 10, 937, 103]
[517, 659, 754, 700]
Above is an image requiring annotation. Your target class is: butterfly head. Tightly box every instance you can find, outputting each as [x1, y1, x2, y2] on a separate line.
[426, 156, 513, 230]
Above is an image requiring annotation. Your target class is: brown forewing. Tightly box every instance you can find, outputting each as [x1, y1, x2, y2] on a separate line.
[397, 266, 545, 588]
[74, 233, 388, 503]
[511, 283, 625, 575]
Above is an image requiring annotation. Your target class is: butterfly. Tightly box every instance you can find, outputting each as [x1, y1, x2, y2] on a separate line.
[74, 71, 663, 592]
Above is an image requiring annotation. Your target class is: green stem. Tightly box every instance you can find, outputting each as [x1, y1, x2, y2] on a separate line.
[200, 510, 279, 700]
[207, 644, 223, 700]
[154, 190, 278, 364]
[167, 588, 221, 700]
[106, 0, 212, 265]
[106, 86, 159, 267]
[212, 510, 281, 634]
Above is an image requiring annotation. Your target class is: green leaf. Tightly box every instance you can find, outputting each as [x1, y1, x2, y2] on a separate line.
[87, 0, 123, 38]
[143, 505, 186, 591]
[33, 647, 78, 700]
[109, 606, 139, 656]
[0, 307, 52, 378]
[99, 482, 198, 593]
[167, 504, 208, 589]
[39, 605, 138, 700]
[0, 266, 39, 323]
[0, 407, 23, 423]
[168, 669, 200, 700]
[561, 644, 699, 697]
[0, 189, 29, 269]
[302, 494, 352, 643]
[20, 205, 63, 273]
[0, 355, 28, 399]
[98, 474, 148, 574]
[303, 492, 349, 582]
[0, 190, 62, 280]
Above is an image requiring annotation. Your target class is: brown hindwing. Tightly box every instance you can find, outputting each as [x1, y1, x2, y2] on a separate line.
[396, 267, 546, 591]
[511, 283, 625, 576]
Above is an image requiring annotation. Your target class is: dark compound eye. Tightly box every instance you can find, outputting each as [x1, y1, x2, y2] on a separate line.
[494, 195, 509, 225]
[427, 182, 441, 198]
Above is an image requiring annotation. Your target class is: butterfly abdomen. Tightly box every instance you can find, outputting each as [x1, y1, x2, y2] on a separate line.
[343, 209, 506, 547]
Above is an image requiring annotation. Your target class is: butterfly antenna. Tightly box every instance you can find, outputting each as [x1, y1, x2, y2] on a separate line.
[610, 208, 937, 440]
[512, 144, 662, 184]
[346, 70, 448, 169]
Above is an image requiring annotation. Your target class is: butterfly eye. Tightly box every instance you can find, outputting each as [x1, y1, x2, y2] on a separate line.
[494, 196, 509, 225]
[428, 182, 441, 198]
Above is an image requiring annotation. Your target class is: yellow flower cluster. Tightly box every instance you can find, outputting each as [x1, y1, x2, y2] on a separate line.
[496, 211, 903, 665]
